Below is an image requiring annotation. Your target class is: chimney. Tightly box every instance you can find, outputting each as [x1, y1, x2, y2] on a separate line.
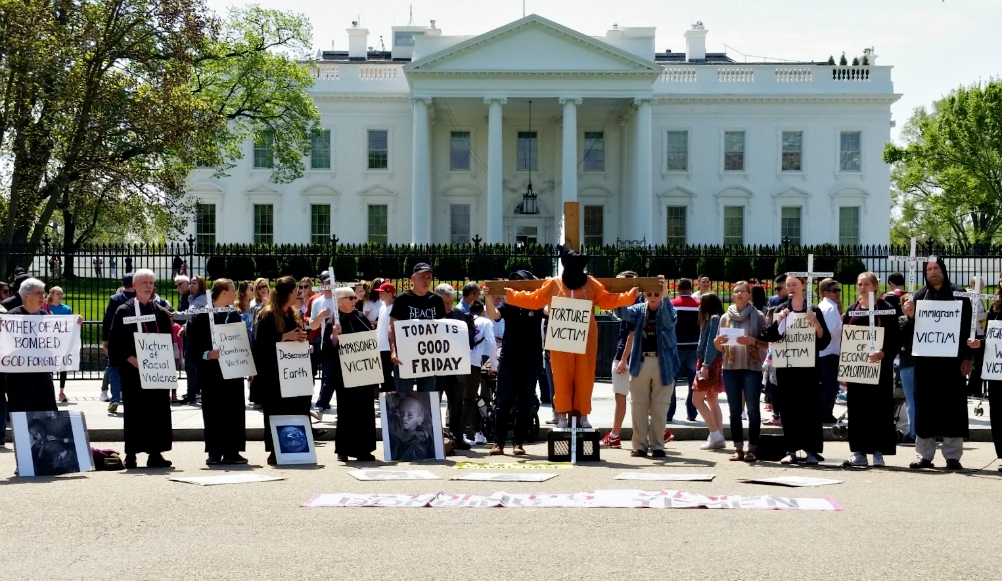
[684, 21, 707, 62]
[347, 22, 369, 60]
[862, 47, 877, 65]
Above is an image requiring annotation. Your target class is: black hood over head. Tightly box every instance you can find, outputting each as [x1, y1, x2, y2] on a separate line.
[558, 245, 589, 290]
[922, 255, 955, 300]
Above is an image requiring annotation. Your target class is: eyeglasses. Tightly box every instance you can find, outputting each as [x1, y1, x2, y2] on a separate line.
[256, 285, 268, 290]
[645, 292, 661, 298]
[299, 285, 311, 289]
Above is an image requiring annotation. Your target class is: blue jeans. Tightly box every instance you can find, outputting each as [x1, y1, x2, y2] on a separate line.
[315, 353, 337, 409]
[723, 369, 762, 448]
[108, 364, 122, 404]
[668, 349, 698, 421]
[0, 390, 7, 446]
[899, 365, 916, 439]
[183, 347, 199, 399]
[394, 366, 437, 393]
[818, 354, 840, 421]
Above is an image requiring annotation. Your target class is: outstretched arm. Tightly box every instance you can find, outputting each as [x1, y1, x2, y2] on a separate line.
[505, 278, 556, 311]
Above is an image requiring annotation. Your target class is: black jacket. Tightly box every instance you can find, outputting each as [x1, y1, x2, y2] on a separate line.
[102, 289, 137, 342]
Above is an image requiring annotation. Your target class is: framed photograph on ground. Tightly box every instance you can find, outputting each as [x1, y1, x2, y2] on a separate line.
[380, 392, 444, 462]
[12, 410, 93, 477]
[268, 415, 317, 465]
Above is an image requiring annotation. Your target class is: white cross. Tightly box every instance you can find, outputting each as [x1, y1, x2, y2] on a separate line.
[554, 416, 595, 464]
[312, 264, 336, 293]
[786, 254, 834, 307]
[847, 291, 896, 353]
[953, 275, 994, 340]
[887, 237, 930, 294]
[184, 306, 237, 349]
[123, 300, 156, 330]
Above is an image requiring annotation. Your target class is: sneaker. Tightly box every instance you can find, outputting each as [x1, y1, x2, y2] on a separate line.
[556, 418, 568, 429]
[850, 452, 868, 467]
[709, 432, 726, 450]
[780, 454, 796, 465]
[837, 392, 848, 402]
[453, 437, 472, 451]
[872, 452, 885, 467]
[578, 416, 592, 429]
[997, 464, 1002, 473]
[741, 410, 748, 421]
[764, 404, 773, 412]
[474, 432, 487, 445]
[663, 427, 675, 442]
[805, 453, 820, 466]
[945, 459, 963, 471]
[600, 432, 622, 448]
[462, 435, 476, 448]
[58, 393, 68, 403]
[107, 402, 119, 413]
[100, 391, 111, 402]
[545, 415, 558, 425]
[310, 408, 324, 421]
[170, 394, 179, 403]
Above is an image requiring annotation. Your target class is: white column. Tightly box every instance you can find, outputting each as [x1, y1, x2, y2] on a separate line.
[634, 98, 654, 244]
[559, 98, 581, 209]
[410, 98, 432, 245]
[485, 97, 506, 243]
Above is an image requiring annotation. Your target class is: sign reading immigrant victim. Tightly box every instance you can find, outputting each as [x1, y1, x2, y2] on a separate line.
[395, 320, 471, 379]
[339, 330, 383, 387]
[544, 297, 592, 354]
[911, 300, 962, 358]
[982, 320, 1002, 380]
[0, 315, 81, 372]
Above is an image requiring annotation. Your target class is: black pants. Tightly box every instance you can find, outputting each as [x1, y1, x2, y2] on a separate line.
[437, 375, 465, 440]
[818, 354, 840, 421]
[990, 381, 1002, 458]
[379, 351, 395, 392]
[494, 357, 541, 446]
[969, 342, 986, 397]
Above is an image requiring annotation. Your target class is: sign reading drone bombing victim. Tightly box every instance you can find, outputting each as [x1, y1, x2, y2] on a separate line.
[214, 322, 257, 380]
[544, 297, 592, 354]
[0, 315, 81, 372]
[837, 325, 884, 385]
[394, 320, 471, 379]
[771, 313, 815, 368]
[911, 300, 962, 358]
[981, 321, 1002, 380]
[338, 330, 383, 387]
[276, 341, 313, 397]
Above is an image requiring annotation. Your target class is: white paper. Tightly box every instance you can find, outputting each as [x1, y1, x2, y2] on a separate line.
[451, 472, 557, 482]
[394, 319, 471, 379]
[772, 312, 816, 368]
[614, 473, 715, 482]
[169, 474, 285, 486]
[133, 333, 178, 389]
[338, 330, 383, 387]
[348, 469, 440, 481]
[544, 296, 592, 354]
[0, 315, 81, 372]
[911, 300, 962, 358]
[837, 325, 884, 385]
[275, 341, 313, 397]
[12, 410, 93, 477]
[983, 320, 1002, 380]
[718, 327, 744, 347]
[379, 392, 446, 461]
[742, 476, 843, 487]
[214, 322, 257, 380]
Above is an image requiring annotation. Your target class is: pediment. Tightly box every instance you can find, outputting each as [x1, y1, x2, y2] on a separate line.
[658, 186, 696, 198]
[301, 185, 339, 196]
[358, 185, 396, 197]
[773, 187, 810, 199]
[247, 185, 280, 196]
[405, 15, 660, 76]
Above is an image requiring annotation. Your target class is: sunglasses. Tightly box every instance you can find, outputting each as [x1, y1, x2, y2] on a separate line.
[645, 292, 661, 298]
[299, 285, 311, 289]
[256, 285, 268, 290]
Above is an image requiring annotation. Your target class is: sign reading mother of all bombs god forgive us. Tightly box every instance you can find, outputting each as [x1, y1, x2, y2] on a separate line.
[395, 320, 471, 379]
[772, 313, 815, 368]
[911, 300, 962, 358]
[0, 315, 81, 372]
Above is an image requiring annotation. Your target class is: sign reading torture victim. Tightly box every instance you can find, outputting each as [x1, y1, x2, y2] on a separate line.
[0, 315, 81, 372]
[837, 325, 884, 385]
[982, 321, 1002, 380]
[545, 297, 592, 354]
[911, 300, 962, 358]
[772, 312, 815, 368]
[338, 330, 383, 387]
[395, 320, 471, 379]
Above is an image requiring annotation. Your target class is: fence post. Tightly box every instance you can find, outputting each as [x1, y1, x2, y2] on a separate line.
[185, 234, 195, 277]
[42, 234, 51, 279]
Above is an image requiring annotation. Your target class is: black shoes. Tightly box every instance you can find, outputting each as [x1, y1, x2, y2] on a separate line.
[945, 459, 964, 471]
[222, 454, 248, 465]
[206, 455, 222, 466]
[453, 438, 472, 451]
[651, 450, 666, 458]
[147, 453, 172, 468]
[909, 458, 934, 470]
[337, 454, 349, 462]
[630, 450, 647, 458]
[172, 396, 196, 405]
[124, 454, 138, 469]
[356, 454, 376, 462]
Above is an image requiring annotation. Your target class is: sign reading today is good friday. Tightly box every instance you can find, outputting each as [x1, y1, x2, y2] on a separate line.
[0, 315, 81, 372]
[772, 313, 815, 368]
[394, 320, 471, 379]
[276, 341, 313, 397]
[134, 333, 178, 389]
[544, 297, 592, 354]
[214, 322, 257, 380]
[982, 320, 1002, 380]
[837, 325, 884, 385]
[338, 330, 383, 388]
[911, 300, 962, 358]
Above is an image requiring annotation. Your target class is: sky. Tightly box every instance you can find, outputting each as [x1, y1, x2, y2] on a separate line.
[205, 0, 1002, 143]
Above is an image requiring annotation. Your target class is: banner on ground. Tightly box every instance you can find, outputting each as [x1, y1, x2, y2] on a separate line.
[772, 313, 815, 368]
[983, 320, 1002, 380]
[276, 341, 313, 397]
[837, 325, 884, 385]
[214, 323, 256, 380]
[911, 300, 962, 358]
[394, 320, 471, 379]
[544, 297, 592, 354]
[134, 333, 178, 389]
[338, 330, 383, 387]
[0, 315, 81, 372]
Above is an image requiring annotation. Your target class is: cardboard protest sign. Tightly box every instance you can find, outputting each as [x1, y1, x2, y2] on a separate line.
[718, 327, 743, 347]
[837, 325, 884, 385]
[982, 320, 1002, 380]
[0, 315, 81, 372]
[275, 341, 313, 397]
[214, 322, 256, 380]
[338, 330, 383, 387]
[911, 300, 962, 358]
[394, 319, 471, 379]
[544, 296, 591, 354]
[772, 313, 815, 368]
[133, 334, 178, 389]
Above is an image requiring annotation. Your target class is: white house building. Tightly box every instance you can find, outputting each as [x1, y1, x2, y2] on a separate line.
[186, 15, 899, 247]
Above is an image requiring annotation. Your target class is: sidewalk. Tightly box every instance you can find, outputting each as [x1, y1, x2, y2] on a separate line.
[4, 379, 994, 443]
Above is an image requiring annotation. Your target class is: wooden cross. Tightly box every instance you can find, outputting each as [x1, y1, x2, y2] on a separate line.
[846, 291, 897, 353]
[887, 237, 930, 294]
[953, 274, 994, 340]
[786, 254, 833, 308]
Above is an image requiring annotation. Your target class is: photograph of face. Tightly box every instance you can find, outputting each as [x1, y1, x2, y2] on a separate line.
[24, 411, 80, 476]
[276, 425, 310, 455]
[382, 392, 442, 462]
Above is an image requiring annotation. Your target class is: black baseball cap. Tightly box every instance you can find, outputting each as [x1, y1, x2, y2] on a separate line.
[509, 270, 536, 281]
[412, 262, 432, 275]
[122, 274, 134, 287]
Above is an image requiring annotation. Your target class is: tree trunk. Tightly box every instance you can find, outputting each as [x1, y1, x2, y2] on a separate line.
[62, 206, 77, 279]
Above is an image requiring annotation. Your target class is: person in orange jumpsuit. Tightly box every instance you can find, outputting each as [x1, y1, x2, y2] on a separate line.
[504, 247, 638, 428]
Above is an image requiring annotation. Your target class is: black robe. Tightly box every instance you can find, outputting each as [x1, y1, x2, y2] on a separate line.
[330, 310, 377, 458]
[760, 299, 832, 454]
[252, 309, 311, 452]
[842, 298, 903, 454]
[983, 308, 1002, 458]
[903, 274, 973, 439]
[188, 309, 247, 456]
[3, 306, 58, 413]
[109, 299, 174, 455]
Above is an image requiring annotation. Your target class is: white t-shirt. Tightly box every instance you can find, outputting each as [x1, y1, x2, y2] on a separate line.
[363, 299, 382, 324]
[472, 315, 498, 370]
[377, 302, 392, 351]
[310, 296, 336, 340]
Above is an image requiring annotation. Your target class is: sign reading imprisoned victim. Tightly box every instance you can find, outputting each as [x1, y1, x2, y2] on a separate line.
[134, 333, 178, 389]
[982, 321, 1002, 380]
[395, 320, 471, 379]
[276, 341, 313, 397]
[214, 322, 257, 380]
[911, 300, 962, 358]
[837, 325, 884, 385]
[544, 297, 591, 354]
[772, 313, 815, 368]
[0, 315, 81, 372]
[339, 330, 383, 387]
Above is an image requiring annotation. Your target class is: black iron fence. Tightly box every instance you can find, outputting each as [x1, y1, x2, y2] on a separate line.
[7, 237, 1002, 380]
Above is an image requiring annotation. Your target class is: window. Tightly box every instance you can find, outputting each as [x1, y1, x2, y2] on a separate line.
[394, 31, 423, 46]
[583, 205, 603, 246]
[517, 131, 537, 171]
[253, 131, 274, 169]
[253, 204, 274, 245]
[840, 131, 861, 171]
[583, 132, 604, 172]
[310, 130, 331, 170]
[723, 206, 744, 245]
[781, 131, 803, 171]
[310, 204, 331, 244]
[724, 131, 745, 171]
[367, 204, 388, 244]
[449, 204, 471, 244]
[450, 131, 471, 171]
[515, 225, 538, 247]
[781, 206, 802, 246]
[666, 206, 687, 245]
[195, 204, 216, 250]
[839, 206, 860, 246]
[368, 130, 388, 170]
[665, 131, 688, 171]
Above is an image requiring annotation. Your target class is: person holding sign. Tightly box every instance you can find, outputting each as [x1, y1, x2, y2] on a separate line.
[984, 290, 1002, 472]
[252, 276, 310, 465]
[108, 269, 174, 469]
[902, 257, 976, 470]
[841, 272, 903, 467]
[330, 287, 378, 462]
[187, 279, 249, 466]
[389, 263, 446, 393]
[759, 274, 832, 465]
[1, 278, 82, 413]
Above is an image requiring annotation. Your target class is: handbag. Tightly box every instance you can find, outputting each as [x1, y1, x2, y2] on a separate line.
[692, 356, 723, 390]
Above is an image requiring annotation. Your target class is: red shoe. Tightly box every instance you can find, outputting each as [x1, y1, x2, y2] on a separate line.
[663, 428, 676, 442]
[764, 404, 773, 412]
[599, 432, 622, 448]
